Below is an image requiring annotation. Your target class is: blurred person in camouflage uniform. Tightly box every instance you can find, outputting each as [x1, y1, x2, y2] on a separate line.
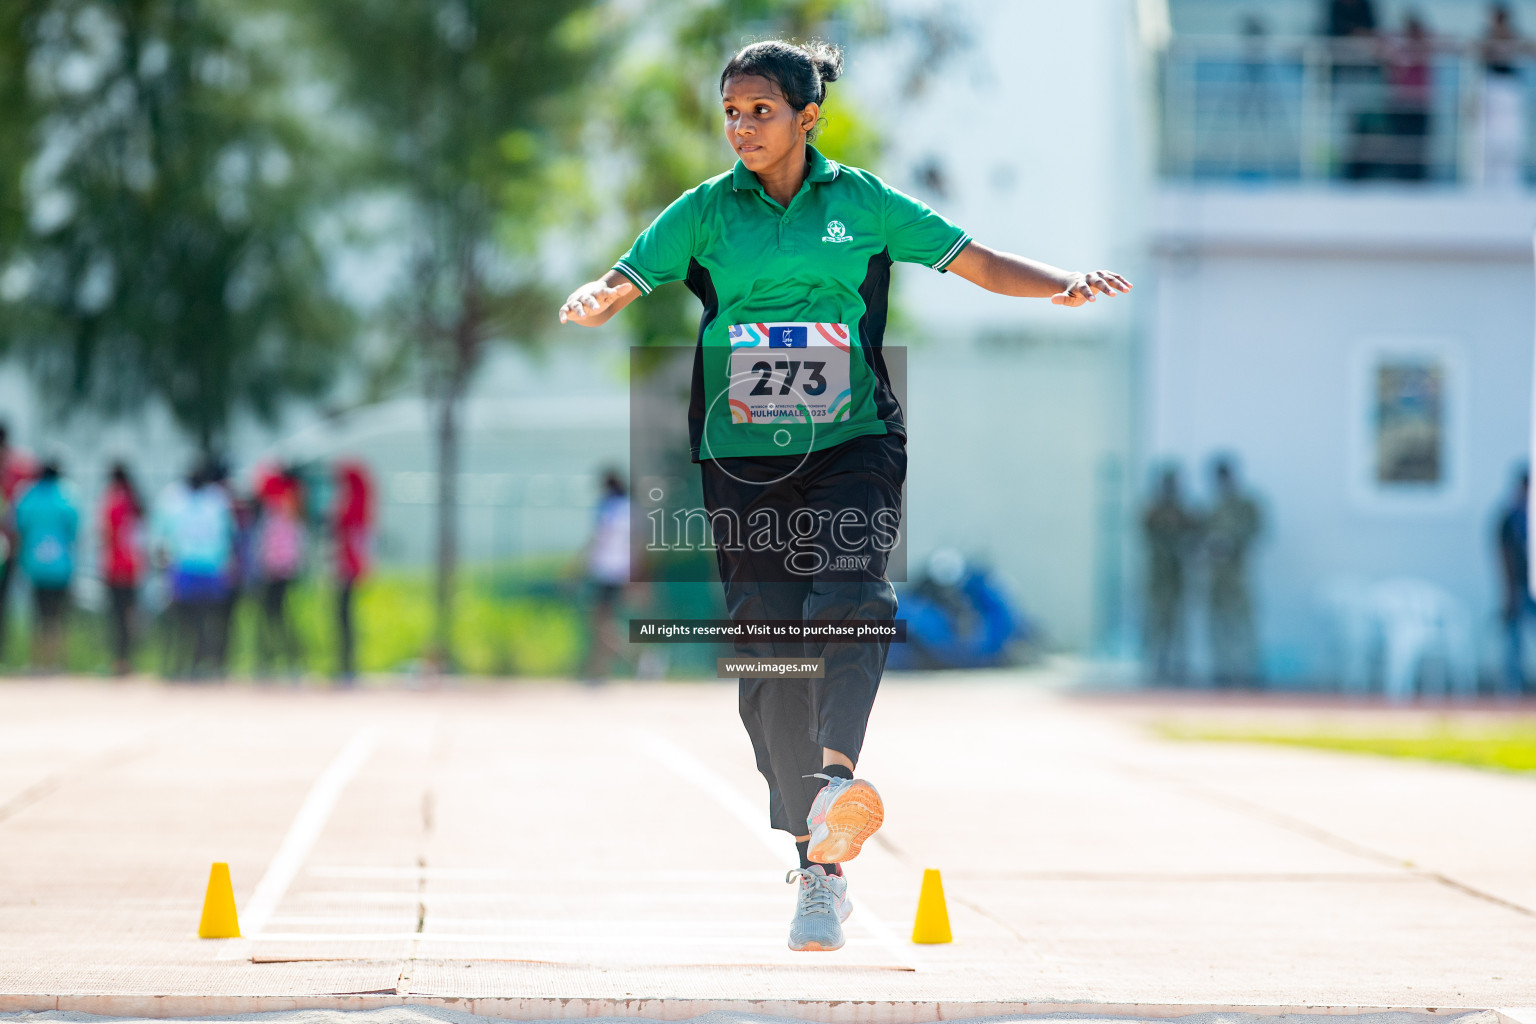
[1142, 466, 1197, 684]
[1205, 456, 1263, 686]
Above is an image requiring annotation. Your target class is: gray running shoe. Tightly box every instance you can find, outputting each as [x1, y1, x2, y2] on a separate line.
[786, 865, 851, 951]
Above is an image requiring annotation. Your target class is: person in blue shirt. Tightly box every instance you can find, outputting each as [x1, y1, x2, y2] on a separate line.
[152, 462, 236, 680]
[15, 460, 78, 673]
[1497, 467, 1533, 695]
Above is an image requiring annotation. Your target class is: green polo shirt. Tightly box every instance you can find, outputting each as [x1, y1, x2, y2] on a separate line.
[614, 146, 970, 462]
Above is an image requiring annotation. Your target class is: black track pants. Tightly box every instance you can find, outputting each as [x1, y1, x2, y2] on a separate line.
[701, 431, 905, 835]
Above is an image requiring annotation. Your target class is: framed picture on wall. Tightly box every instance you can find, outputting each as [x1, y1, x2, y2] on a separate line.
[1375, 359, 1443, 485]
[1348, 339, 1467, 515]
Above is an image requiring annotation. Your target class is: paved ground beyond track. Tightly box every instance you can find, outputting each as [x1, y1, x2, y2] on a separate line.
[2, 674, 1536, 1021]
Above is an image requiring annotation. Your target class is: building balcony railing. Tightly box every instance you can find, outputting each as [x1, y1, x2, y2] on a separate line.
[1159, 36, 1535, 187]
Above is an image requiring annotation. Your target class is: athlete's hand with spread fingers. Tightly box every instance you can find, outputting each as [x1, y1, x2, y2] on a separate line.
[558, 278, 634, 326]
[1051, 270, 1133, 307]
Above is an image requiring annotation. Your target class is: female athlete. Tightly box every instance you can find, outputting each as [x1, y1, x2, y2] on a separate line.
[560, 39, 1130, 952]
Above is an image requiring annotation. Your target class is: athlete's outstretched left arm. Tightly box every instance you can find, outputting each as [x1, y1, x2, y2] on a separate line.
[946, 243, 1131, 308]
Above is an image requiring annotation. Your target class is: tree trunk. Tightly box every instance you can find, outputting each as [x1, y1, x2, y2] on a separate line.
[427, 253, 482, 676]
[430, 378, 460, 673]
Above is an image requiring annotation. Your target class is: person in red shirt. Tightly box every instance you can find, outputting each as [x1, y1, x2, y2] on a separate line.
[253, 465, 306, 678]
[100, 462, 144, 676]
[0, 424, 37, 663]
[332, 461, 373, 684]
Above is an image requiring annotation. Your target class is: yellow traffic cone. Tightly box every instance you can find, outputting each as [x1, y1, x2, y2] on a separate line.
[198, 862, 241, 938]
[911, 867, 952, 943]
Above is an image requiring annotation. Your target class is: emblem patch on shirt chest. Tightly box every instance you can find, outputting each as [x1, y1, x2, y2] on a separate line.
[822, 220, 854, 244]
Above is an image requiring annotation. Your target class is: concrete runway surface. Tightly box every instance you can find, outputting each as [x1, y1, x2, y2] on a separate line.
[1, 674, 1535, 1019]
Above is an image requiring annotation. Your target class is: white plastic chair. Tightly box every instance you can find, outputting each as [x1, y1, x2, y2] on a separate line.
[1367, 577, 1475, 702]
[1318, 575, 1376, 696]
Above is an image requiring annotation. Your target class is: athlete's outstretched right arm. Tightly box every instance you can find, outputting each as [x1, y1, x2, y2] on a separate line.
[947, 243, 1131, 308]
[880, 183, 1131, 308]
[559, 271, 636, 327]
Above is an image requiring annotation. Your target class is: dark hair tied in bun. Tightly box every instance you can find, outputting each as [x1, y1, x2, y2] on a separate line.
[720, 39, 844, 120]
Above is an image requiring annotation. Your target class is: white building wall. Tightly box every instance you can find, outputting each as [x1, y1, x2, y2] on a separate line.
[1148, 188, 1536, 682]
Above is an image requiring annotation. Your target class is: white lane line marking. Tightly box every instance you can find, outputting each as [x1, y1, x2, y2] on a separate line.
[257, 930, 788, 942]
[307, 865, 773, 882]
[216, 727, 380, 961]
[851, 898, 911, 959]
[294, 889, 796, 908]
[266, 917, 786, 931]
[632, 728, 919, 970]
[632, 729, 790, 867]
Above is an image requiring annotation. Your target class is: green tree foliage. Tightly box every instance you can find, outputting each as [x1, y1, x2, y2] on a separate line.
[0, 4, 38, 264]
[303, 0, 604, 668]
[3, 0, 350, 451]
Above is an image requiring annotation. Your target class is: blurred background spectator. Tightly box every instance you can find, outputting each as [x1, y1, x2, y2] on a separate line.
[16, 461, 77, 674]
[581, 470, 630, 684]
[1329, 0, 1384, 180]
[100, 463, 145, 677]
[1481, 4, 1528, 188]
[1383, 12, 1436, 181]
[1329, 0, 1379, 37]
[333, 461, 374, 685]
[255, 466, 306, 680]
[155, 464, 235, 681]
[1205, 457, 1265, 687]
[205, 462, 239, 677]
[224, 489, 259, 676]
[1142, 467, 1197, 684]
[0, 425, 37, 662]
[1496, 465, 1533, 695]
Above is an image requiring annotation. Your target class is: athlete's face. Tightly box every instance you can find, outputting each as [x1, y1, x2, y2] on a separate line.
[722, 75, 817, 173]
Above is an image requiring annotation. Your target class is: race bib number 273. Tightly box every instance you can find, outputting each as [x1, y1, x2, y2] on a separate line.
[727, 322, 852, 425]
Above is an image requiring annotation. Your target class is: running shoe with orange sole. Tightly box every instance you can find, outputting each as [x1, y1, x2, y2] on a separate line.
[786, 865, 851, 951]
[805, 774, 884, 864]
